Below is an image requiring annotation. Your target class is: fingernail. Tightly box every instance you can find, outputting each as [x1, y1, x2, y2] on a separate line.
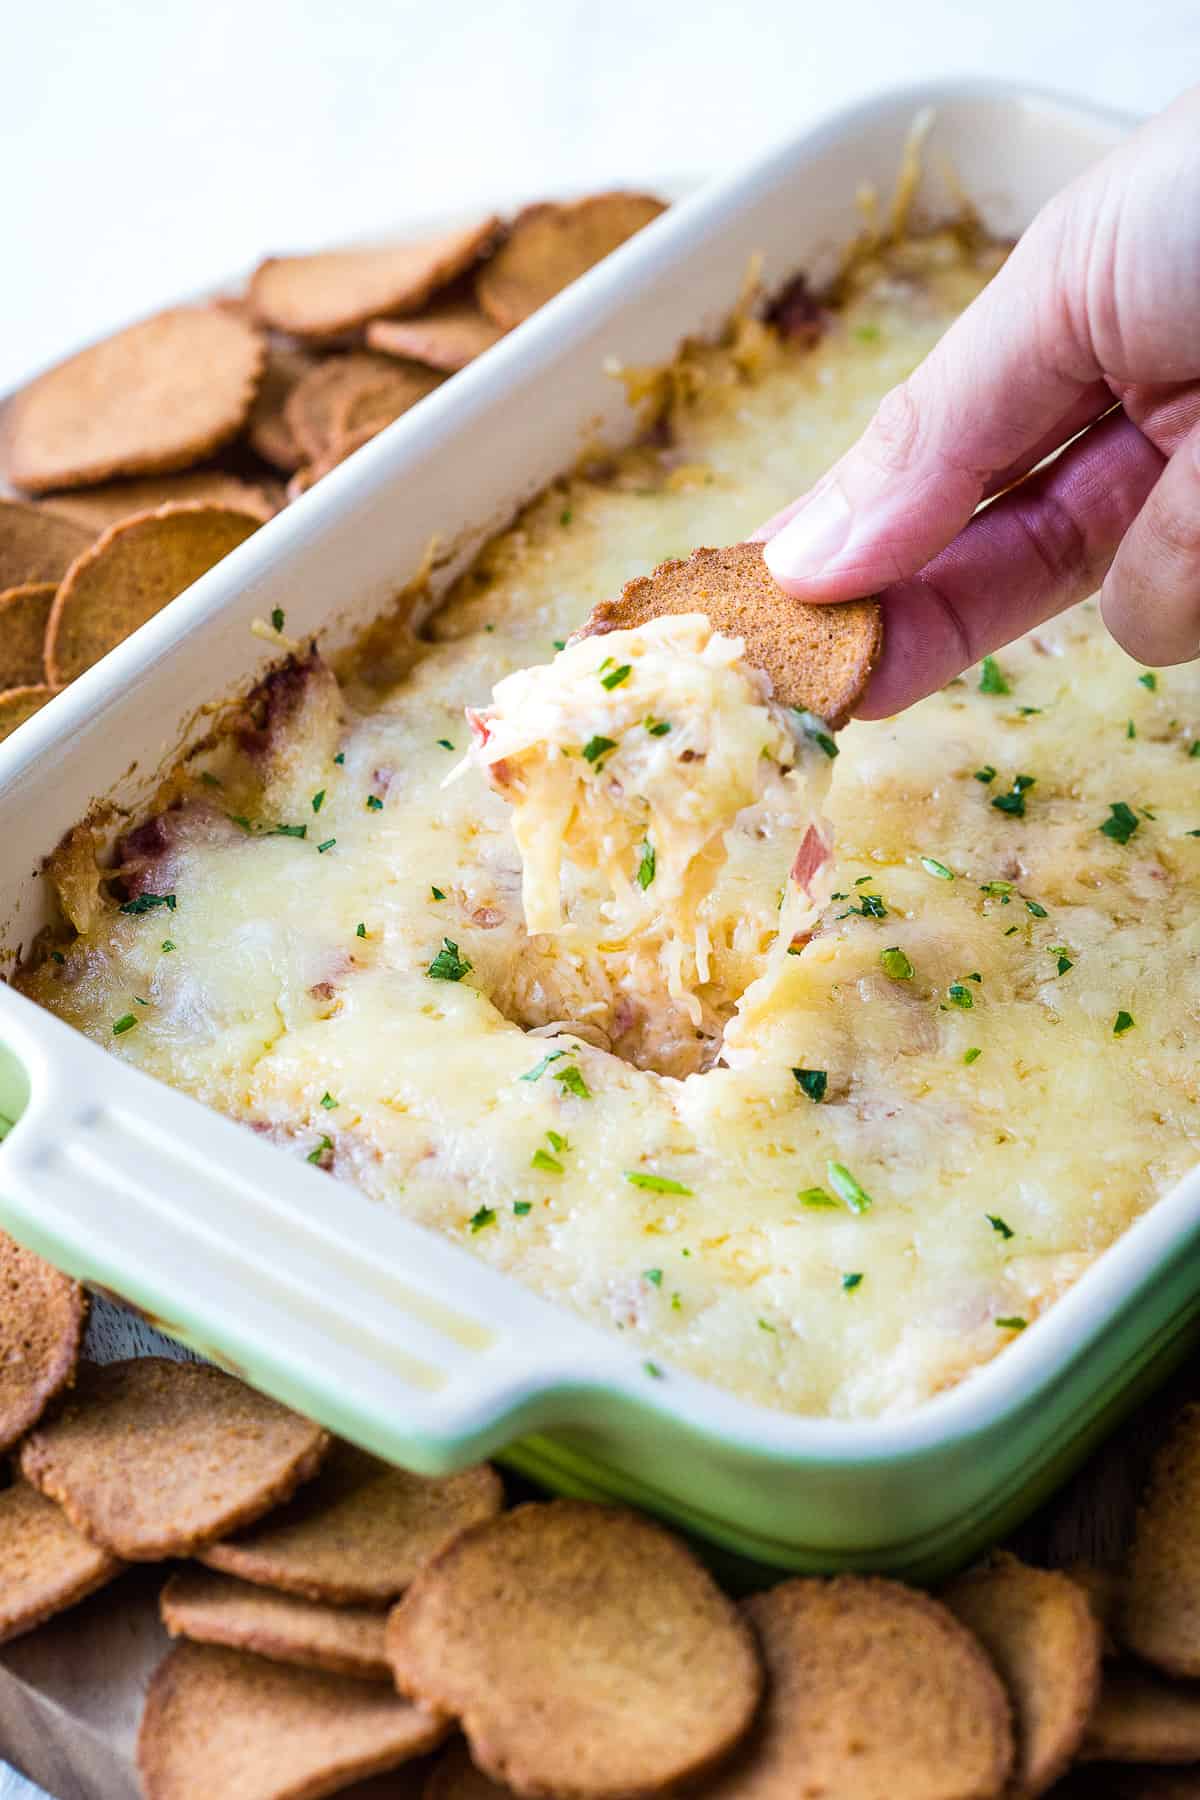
[764, 484, 853, 581]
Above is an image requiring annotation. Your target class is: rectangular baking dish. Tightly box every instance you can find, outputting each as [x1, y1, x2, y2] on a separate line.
[0, 80, 1187, 1584]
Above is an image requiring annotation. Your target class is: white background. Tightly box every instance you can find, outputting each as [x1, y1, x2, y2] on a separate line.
[3, 2, 1196, 1794]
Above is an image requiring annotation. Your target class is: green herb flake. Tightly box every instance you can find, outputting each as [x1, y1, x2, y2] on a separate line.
[356, 922, 367, 938]
[1127, 720, 1137, 739]
[553, 1065, 592, 1100]
[842, 1272, 864, 1291]
[112, 1014, 137, 1036]
[199, 771, 223, 789]
[427, 938, 472, 982]
[795, 710, 839, 759]
[1113, 1010, 1135, 1036]
[1017, 706, 1042, 716]
[625, 1171, 693, 1195]
[320, 1093, 337, 1112]
[920, 856, 954, 881]
[271, 607, 285, 632]
[582, 735, 617, 765]
[980, 880, 1013, 898]
[987, 1214, 1014, 1240]
[636, 841, 656, 891]
[307, 1135, 332, 1165]
[974, 765, 997, 783]
[979, 655, 1010, 695]
[317, 838, 336, 854]
[600, 663, 632, 691]
[798, 1186, 838, 1208]
[1100, 801, 1140, 845]
[947, 982, 974, 1009]
[880, 946, 914, 981]
[530, 1148, 564, 1174]
[437, 738, 455, 751]
[430, 886, 446, 902]
[837, 892, 888, 920]
[362, 794, 383, 813]
[468, 1206, 496, 1233]
[1190, 742, 1200, 758]
[855, 323, 881, 342]
[333, 752, 345, 765]
[758, 1317, 776, 1332]
[644, 1268, 664, 1287]
[161, 940, 176, 953]
[311, 790, 325, 813]
[546, 1130, 567, 1153]
[50, 950, 65, 964]
[644, 717, 671, 736]
[1139, 671, 1158, 691]
[560, 508, 572, 526]
[119, 891, 177, 915]
[995, 1315, 1027, 1331]
[827, 1161, 873, 1214]
[792, 1068, 828, 1103]
[1025, 899, 1048, 918]
[963, 1046, 982, 1065]
[552, 639, 566, 652]
[513, 1201, 533, 1216]
[1051, 946, 1073, 975]
[521, 1050, 566, 1083]
[670, 1291, 682, 1310]
[273, 823, 307, 839]
[644, 1361, 665, 1379]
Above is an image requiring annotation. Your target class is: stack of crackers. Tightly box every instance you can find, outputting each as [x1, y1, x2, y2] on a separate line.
[6, 1227, 1200, 1796]
[0, 192, 666, 744]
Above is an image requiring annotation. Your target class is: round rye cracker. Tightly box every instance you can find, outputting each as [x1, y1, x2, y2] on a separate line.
[0, 684, 54, 743]
[1125, 1404, 1200, 1676]
[0, 584, 54, 687]
[1081, 1665, 1200, 1764]
[45, 501, 260, 686]
[333, 366, 444, 443]
[476, 193, 666, 330]
[942, 1552, 1102, 1797]
[283, 354, 431, 467]
[366, 301, 505, 373]
[4, 307, 265, 493]
[386, 1499, 762, 1800]
[0, 496, 93, 587]
[423, 1741, 511, 1798]
[249, 218, 502, 341]
[701, 1576, 1013, 1800]
[579, 542, 882, 729]
[161, 1567, 390, 1682]
[0, 1477, 122, 1643]
[19, 1357, 329, 1560]
[199, 1440, 502, 1605]
[0, 1229, 86, 1451]
[39, 470, 277, 534]
[246, 341, 320, 472]
[137, 1641, 448, 1800]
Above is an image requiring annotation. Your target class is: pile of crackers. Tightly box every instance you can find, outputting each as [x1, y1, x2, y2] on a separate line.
[7, 1229, 1200, 1796]
[0, 192, 666, 743]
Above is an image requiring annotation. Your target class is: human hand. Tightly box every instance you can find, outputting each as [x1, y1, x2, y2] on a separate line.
[757, 86, 1200, 717]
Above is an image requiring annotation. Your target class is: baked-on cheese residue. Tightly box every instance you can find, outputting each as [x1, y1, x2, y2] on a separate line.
[463, 614, 834, 1020]
[17, 231, 1200, 1420]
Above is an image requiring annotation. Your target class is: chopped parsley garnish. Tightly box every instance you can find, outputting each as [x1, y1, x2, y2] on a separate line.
[798, 1186, 838, 1208]
[1139, 671, 1158, 690]
[366, 795, 384, 811]
[552, 639, 567, 652]
[987, 1214, 1014, 1239]
[645, 717, 671, 736]
[513, 1201, 533, 1216]
[531, 1147, 564, 1174]
[307, 1135, 332, 1164]
[1190, 742, 1200, 758]
[356, 922, 367, 938]
[161, 940, 176, 953]
[333, 752, 345, 765]
[980, 880, 1013, 897]
[317, 838, 336, 854]
[644, 1361, 665, 1379]
[553, 1065, 592, 1100]
[1025, 898, 1048, 918]
[1100, 801, 1139, 844]
[920, 856, 954, 880]
[430, 886, 446, 901]
[644, 1268, 664, 1286]
[947, 982, 974, 1009]
[827, 1161, 873, 1214]
[50, 950, 65, 964]
[119, 892, 176, 915]
[838, 893, 888, 920]
[271, 607, 285, 632]
[856, 322, 881, 342]
[521, 1050, 566, 1082]
[1051, 946, 1073, 975]
[1127, 720, 1137, 739]
[625, 1171, 693, 1195]
[1113, 1010, 1135, 1036]
[992, 775, 1035, 817]
[600, 663, 632, 691]
[560, 508, 572, 526]
[199, 771, 223, 788]
[273, 823, 307, 839]
[311, 790, 325, 813]
[795, 710, 839, 759]
[974, 765, 997, 783]
[320, 1092, 337, 1110]
[582, 735, 617, 765]
[963, 1046, 982, 1065]
[468, 1206, 496, 1233]
[112, 1014, 137, 1036]
[134, 995, 149, 1006]
[792, 1068, 827, 1103]
[427, 938, 472, 981]
[636, 841, 656, 890]
[1017, 705, 1042, 716]
[437, 738, 455, 751]
[979, 655, 1010, 695]
[880, 946, 914, 981]
[842, 1272, 864, 1291]
[758, 1317, 776, 1332]
[546, 1130, 567, 1152]
[995, 1316, 1027, 1331]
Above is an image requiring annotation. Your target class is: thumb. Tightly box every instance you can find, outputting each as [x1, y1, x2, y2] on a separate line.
[759, 206, 1102, 601]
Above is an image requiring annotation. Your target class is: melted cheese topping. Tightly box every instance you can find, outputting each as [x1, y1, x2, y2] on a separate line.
[463, 614, 833, 1024]
[20, 233, 1200, 1419]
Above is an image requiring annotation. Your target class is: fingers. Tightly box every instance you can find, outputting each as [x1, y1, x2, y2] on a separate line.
[758, 208, 1100, 601]
[857, 411, 1164, 718]
[1101, 419, 1200, 665]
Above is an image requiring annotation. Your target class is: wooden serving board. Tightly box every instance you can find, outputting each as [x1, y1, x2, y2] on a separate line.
[0, 1308, 1194, 1800]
